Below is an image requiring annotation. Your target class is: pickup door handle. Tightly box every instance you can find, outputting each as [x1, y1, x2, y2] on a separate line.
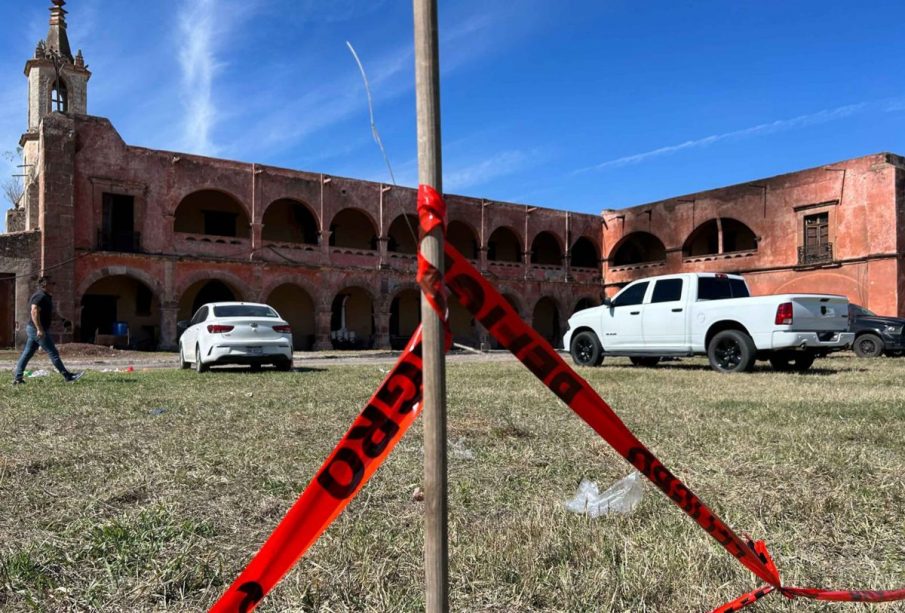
[671, 308, 683, 312]
[630, 311, 640, 315]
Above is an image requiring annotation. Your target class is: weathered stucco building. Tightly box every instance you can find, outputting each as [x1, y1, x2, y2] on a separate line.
[602, 152, 905, 317]
[2, 2, 903, 353]
[0, 1, 604, 351]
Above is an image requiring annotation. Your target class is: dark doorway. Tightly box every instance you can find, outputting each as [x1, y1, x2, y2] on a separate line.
[192, 280, 236, 314]
[80, 294, 118, 342]
[101, 193, 137, 252]
[0, 273, 14, 347]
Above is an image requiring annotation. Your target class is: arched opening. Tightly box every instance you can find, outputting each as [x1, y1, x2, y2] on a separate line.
[722, 218, 758, 253]
[389, 289, 421, 349]
[684, 218, 757, 257]
[573, 297, 597, 314]
[570, 236, 599, 268]
[448, 221, 478, 259]
[487, 227, 522, 263]
[262, 199, 319, 245]
[448, 293, 478, 348]
[51, 78, 68, 113]
[611, 232, 666, 266]
[79, 275, 160, 350]
[329, 209, 378, 251]
[174, 190, 250, 238]
[178, 279, 241, 321]
[266, 284, 316, 351]
[684, 220, 718, 257]
[530, 231, 563, 265]
[331, 287, 374, 349]
[387, 215, 419, 254]
[489, 293, 523, 349]
[532, 297, 561, 348]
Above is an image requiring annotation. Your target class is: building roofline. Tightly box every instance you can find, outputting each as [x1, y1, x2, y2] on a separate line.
[614, 151, 903, 214]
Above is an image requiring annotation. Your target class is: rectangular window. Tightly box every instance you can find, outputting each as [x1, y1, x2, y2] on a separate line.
[612, 281, 649, 307]
[203, 211, 238, 237]
[135, 284, 152, 316]
[800, 212, 832, 264]
[651, 278, 683, 303]
[697, 277, 750, 301]
[101, 193, 137, 251]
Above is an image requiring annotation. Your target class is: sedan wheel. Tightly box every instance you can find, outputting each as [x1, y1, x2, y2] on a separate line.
[178, 344, 190, 369]
[194, 345, 208, 373]
[853, 333, 884, 358]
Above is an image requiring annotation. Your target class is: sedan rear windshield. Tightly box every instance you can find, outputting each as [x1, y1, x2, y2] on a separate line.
[213, 305, 278, 318]
[697, 277, 750, 301]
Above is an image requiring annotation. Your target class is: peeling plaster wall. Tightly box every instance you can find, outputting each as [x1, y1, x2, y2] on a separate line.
[26, 115, 604, 350]
[603, 153, 904, 317]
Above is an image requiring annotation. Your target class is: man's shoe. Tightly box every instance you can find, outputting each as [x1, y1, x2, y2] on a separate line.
[12, 378, 25, 385]
[64, 371, 84, 383]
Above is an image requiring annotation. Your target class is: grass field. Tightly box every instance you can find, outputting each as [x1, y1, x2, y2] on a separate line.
[1, 354, 904, 612]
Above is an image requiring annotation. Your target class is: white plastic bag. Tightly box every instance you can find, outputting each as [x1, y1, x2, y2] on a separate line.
[565, 471, 644, 518]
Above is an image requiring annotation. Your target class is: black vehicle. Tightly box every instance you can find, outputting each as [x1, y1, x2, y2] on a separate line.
[848, 304, 905, 357]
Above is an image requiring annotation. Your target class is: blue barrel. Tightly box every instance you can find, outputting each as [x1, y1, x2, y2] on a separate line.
[112, 321, 128, 336]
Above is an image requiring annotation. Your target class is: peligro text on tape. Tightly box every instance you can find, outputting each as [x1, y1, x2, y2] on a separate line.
[209, 330, 425, 613]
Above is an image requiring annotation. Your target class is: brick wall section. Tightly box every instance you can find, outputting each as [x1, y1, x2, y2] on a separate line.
[0, 230, 39, 346]
[60, 116, 603, 350]
[38, 114, 77, 342]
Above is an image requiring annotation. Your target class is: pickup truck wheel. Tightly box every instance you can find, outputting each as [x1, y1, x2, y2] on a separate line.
[570, 331, 603, 367]
[707, 330, 756, 373]
[853, 333, 884, 358]
[769, 351, 815, 372]
[629, 356, 660, 367]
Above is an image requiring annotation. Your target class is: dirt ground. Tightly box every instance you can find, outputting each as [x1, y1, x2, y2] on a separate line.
[0, 342, 523, 374]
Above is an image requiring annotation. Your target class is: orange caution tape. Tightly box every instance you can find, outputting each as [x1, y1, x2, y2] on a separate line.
[211, 189, 905, 612]
[210, 329, 426, 612]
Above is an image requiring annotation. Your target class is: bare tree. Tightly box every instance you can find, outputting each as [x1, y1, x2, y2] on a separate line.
[2, 148, 24, 208]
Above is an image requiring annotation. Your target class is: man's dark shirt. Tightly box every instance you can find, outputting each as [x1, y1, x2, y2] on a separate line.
[28, 290, 53, 330]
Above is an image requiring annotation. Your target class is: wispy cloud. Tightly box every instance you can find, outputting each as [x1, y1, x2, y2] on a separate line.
[573, 99, 904, 174]
[177, 0, 221, 155]
[445, 149, 541, 191]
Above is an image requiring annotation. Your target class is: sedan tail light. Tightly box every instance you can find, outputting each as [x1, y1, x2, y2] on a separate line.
[775, 302, 793, 325]
[273, 324, 292, 333]
[207, 324, 234, 333]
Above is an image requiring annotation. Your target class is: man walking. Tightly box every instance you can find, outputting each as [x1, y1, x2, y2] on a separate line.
[13, 276, 83, 385]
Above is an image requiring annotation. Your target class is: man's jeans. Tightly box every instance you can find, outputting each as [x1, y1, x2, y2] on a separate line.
[14, 325, 68, 379]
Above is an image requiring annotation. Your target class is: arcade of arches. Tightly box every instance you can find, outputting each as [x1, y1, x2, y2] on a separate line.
[75, 272, 582, 351]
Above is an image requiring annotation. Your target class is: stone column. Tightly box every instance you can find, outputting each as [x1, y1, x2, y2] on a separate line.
[314, 307, 332, 350]
[374, 303, 390, 349]
[160, 301, 179, 350]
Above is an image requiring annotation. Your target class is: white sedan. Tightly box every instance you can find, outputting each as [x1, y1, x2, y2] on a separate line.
[178, 302, 293, 372]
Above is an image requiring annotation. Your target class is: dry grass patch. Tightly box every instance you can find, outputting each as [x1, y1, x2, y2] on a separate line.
[1, 355, 904, 611]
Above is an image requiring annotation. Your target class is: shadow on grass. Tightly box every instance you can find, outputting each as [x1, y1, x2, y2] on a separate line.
[604, 361, 847, 375]
[200, 366, 326, 374]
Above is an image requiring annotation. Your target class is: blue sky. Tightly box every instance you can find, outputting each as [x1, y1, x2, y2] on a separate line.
[1, 0, 903, 219]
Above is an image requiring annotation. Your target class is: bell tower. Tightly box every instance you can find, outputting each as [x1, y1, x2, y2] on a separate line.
[21, 0, 90, 153]
[18, 0, 90, 230]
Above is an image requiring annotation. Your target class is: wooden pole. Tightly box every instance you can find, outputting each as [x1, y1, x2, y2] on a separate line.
[413, 0, 448, 611]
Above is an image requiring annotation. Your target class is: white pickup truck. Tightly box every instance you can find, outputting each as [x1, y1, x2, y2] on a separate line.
[563, 272, 854, 373]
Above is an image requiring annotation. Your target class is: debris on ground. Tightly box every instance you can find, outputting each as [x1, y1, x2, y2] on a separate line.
[565, 471, 644, 517]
